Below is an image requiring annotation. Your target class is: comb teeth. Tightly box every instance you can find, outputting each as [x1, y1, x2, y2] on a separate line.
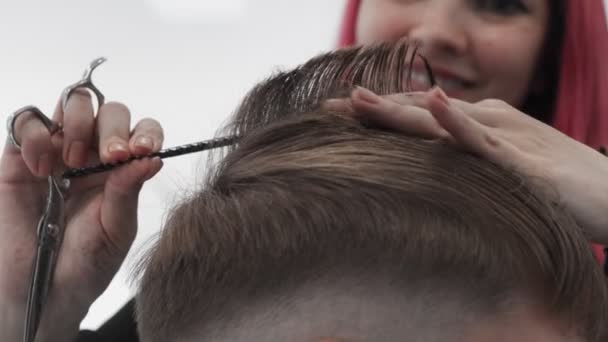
[62, 135, 239, 179]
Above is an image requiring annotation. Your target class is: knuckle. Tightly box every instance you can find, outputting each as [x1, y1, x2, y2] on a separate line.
[13, 110, 36, 132]
[63, 113, 93, 134]
[385, 100, 403, 115]
[104, 101, 131, 115]
[478, 98, 507, 108]
[64, 89, 93, 111]
[20, 126, 51, 157]
[392, 94, 416, 106]
[385, 93, 404, 102]
[139, 117, 161, 128]
[137, 118, 164, 139]
[137, 118, 163, 132]
[19, 115, 46, 136]
[23, 127, 50, 148]
[483, 131, 501, 149]
[322, 99, 351, 113]
[70, 88, 92, 99]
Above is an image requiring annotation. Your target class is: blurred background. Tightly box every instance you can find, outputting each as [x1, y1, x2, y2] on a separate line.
[1, 0, 607, 330]
[0, 0, 346, 329]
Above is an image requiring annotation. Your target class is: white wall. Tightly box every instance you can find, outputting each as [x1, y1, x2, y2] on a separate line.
[0, 0, 346, 329]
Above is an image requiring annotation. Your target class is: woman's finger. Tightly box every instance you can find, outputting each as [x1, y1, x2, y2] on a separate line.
[7, 110, 55, 177]
[100, 157, 163, 254]
[323, 89, 508, 129]
[321, 91, 428, 114]
[382, 92, 429, 106]
[129, 118, 164, 156]
[97, 102, 132, 163]
[425, 88, 521, 165]
[321, 98, 354, 114]
[351, 87, 449, 139]
[432, 95, 511, 128]
[381, 90, 507, 128]
[62, 89, 95, 167]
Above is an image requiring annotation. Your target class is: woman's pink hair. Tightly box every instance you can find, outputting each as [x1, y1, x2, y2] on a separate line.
[337, 0, 608, 262]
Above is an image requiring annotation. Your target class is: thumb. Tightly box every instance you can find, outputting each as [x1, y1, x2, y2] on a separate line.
[100, 157, 163, 254]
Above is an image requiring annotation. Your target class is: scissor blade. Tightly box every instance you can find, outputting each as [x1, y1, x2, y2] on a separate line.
[24, 177, 65, 342]
[23, 211, 57, 342]
[24, 242, 57, 342]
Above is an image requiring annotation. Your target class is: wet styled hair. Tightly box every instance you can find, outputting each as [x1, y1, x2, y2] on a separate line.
[135, 41, 608, 342]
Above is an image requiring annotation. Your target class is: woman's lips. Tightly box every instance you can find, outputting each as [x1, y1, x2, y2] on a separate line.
[406, 59, 477, 96]
[408, 67, 475, 92]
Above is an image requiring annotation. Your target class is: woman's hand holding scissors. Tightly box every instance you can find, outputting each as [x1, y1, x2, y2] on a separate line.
[0, 64, 164, 341]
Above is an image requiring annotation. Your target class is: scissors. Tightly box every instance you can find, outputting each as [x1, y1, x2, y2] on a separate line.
[7, 57, 107, 342]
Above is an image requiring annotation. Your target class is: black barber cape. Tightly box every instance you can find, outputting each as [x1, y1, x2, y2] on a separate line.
[76, 299, 138, 342]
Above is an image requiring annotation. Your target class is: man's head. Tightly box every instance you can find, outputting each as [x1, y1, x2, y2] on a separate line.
[135, 42, 608, 342]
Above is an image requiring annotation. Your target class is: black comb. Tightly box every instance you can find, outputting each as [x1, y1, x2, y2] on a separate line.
[62, 135, 239, 179]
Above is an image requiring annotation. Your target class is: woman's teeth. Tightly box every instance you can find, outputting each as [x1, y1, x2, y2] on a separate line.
[409, 70, 468, 91]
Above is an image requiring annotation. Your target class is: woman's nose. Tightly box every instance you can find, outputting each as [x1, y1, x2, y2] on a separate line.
[406, 2, 469, 57]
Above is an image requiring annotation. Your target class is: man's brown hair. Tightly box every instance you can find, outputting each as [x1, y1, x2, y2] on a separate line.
[135, 42, 608, 341]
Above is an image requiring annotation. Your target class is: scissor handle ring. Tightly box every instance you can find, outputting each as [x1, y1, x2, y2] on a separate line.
[7, 106, 61, 151]
[61, 82, 105, 111]
[61, 57, 107, 111]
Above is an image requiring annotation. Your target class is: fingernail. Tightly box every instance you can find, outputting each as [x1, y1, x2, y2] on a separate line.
[433, 87, 449, 103]
[321, 99, 352, 113]
[37, 153, 50, 176]
[354, 86, 380, 105]
[67, 141, 85, 166]
[108, 141, 128, 154]
[134, 135, 154, 150]
[107, 140, 130, 162]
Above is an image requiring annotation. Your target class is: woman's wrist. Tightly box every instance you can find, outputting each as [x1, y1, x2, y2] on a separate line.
[35, 289, 91, 342]
[0, 289, 91, 342]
